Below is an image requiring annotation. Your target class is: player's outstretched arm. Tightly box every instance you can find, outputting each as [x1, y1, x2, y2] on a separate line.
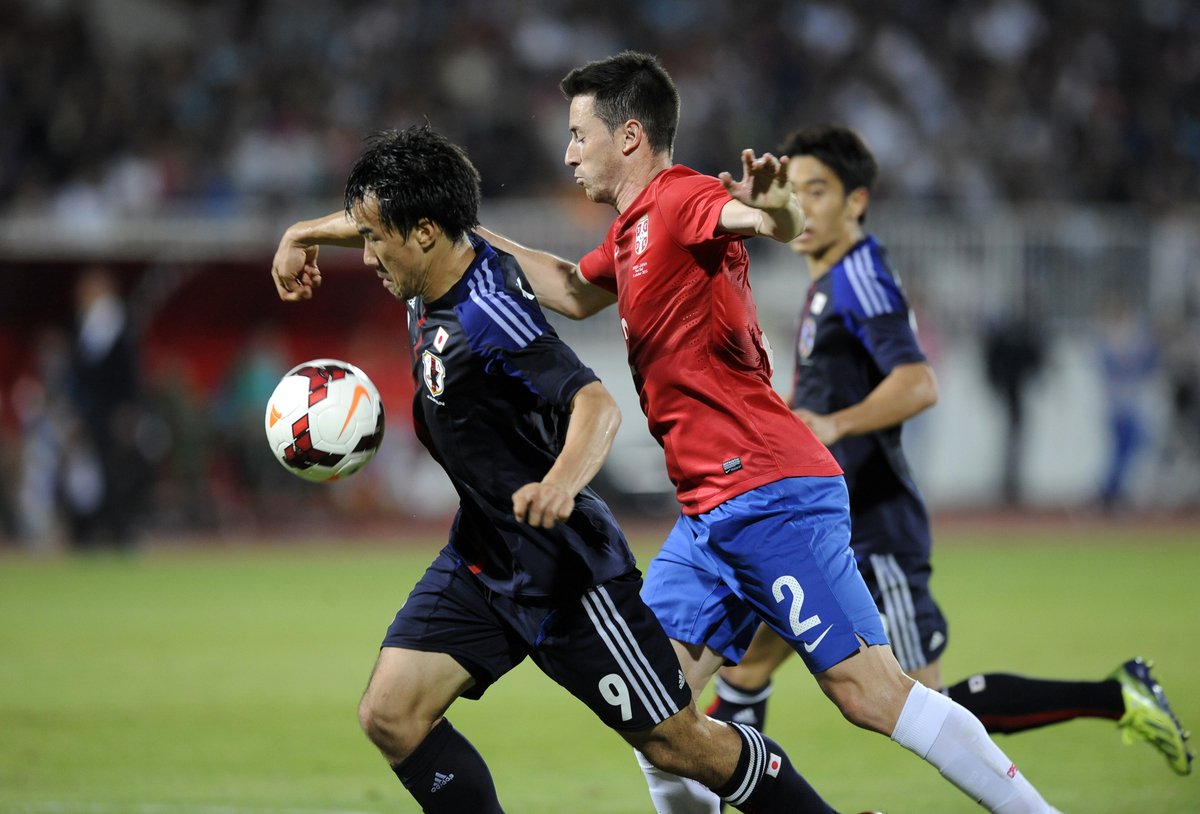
[475, 226, 616, 320]
[271, 211, 363, 302]
[796, 362, 938, 446]
[512, 381, 620, 529]
[716, 149, 805, 243]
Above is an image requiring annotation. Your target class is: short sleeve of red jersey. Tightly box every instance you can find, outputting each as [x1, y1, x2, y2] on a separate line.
[578, 240, 618, 294]
[656, 171, 735, 249]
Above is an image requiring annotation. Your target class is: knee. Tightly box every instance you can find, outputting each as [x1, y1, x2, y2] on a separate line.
[630, 706, 734, 785]
[639, 738, 691, 777]
[826, 678, 904, 735]
[827, 682, 873, 729]
[357, 693, 393, 746]
[358, 692, 425, 759]
[630, 710, 702, 776]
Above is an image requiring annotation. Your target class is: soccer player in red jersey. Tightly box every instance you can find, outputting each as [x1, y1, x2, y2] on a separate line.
[474, 52, 1064, 814]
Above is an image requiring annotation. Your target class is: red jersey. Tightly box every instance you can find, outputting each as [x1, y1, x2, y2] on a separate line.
[579, 165, 841, 514]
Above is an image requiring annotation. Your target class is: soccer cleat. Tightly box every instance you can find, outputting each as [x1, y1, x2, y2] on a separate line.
[1110, 658, 1193, 775]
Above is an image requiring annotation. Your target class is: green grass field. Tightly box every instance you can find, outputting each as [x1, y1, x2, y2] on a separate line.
[2, 526, 1198, 814]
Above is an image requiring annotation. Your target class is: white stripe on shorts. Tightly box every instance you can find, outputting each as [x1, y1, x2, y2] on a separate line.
[870, 553, 926, 673]
[592, 585, 680, 717]
[581, 587, 678, 724]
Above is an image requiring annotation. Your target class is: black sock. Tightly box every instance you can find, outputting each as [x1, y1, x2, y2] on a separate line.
[707, 675, 772, 732]
[947, 673, 1125, 734]
[713, 722, 838, 814]
[391, 718, 504, 813]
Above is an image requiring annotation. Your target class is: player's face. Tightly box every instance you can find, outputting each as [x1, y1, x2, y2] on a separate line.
[787, 155, 862, 259]
[353, 196, 426, 300]
[565, 95, 623, 206]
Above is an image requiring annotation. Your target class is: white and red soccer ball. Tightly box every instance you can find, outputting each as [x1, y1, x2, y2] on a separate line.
[265, 359, 385, 482]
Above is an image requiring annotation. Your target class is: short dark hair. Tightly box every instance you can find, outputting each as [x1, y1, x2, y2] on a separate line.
[344, 125, 481, 242]
[560, 51, 680, 157]
[778, 124, 878, 222]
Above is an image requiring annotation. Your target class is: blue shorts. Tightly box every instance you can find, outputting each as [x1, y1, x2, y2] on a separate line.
[642, 476, 888, 674]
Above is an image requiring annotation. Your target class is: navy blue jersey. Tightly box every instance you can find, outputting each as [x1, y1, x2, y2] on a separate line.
[792, 235, 931, 558]
[407, 236, 636, 599]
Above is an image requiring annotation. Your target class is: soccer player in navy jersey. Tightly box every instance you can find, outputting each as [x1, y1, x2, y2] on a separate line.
[474, 52, 1065, 814]
[270, 126, 853, 814]
[703, 124, 1193, 780]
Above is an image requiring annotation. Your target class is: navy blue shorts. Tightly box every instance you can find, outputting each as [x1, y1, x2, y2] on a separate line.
[642, 476, 888, 674]
[382, 546, 693, 732]
[857, 551, 947, 673]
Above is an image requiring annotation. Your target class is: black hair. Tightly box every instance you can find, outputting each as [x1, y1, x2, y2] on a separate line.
[344, 125, 481, 242]
[560, 51, 680, 157]
[778, 124, 878, 223]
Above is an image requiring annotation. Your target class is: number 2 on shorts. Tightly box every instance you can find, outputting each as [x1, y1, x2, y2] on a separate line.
[773, 575, 821, 637]
[599, 673, 632, 721]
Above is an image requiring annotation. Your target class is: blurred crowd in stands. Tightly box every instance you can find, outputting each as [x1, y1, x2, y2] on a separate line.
[2, 0, 1199, 218]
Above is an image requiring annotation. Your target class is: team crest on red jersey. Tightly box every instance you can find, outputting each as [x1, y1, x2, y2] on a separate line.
[634, 215, 650, 255]
[422, 350, 446, 396]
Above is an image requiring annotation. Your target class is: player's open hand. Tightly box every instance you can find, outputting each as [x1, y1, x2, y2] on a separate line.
[513, 481, 575, 529]
[795, 408, 842, 447]
[272, 234, 322, 302]
[719, 150, 792, 211]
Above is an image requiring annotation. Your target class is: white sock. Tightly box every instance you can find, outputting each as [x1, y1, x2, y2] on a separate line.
[635, 749, 720, 814]
[891, 683, 1055, 814]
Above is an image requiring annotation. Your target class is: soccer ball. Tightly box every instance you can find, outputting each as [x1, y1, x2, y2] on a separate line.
[265, 359, 385, 482]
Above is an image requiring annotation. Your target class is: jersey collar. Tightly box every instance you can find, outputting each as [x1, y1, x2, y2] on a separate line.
[425, 233, 499, 310]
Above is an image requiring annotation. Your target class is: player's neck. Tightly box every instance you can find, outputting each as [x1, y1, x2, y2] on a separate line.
[423, 239, 476, 302]
[613, 153, 673, 214]
[805, 226, 865, 282]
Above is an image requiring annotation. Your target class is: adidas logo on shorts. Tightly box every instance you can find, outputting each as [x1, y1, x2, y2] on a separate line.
[431, 771, 455, 792]
[678, 669, 687, 689]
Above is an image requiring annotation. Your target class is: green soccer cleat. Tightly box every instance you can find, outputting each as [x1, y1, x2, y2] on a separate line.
[1111, 658, 1193, 775]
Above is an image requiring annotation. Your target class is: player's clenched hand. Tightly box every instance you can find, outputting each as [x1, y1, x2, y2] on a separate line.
[512, 481, 575, 529]
[795, 408, 842, 447]
[719, 149, 792, 211]
[272, 235, 322, 302]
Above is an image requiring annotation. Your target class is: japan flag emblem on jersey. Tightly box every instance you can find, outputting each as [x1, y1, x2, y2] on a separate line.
[634, 215, 650, 255]
[422, 350, 446, 397]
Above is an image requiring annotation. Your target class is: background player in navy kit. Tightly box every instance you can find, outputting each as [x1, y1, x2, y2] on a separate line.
[706, 124, 1193, 780]
[269, 126, 855, 814]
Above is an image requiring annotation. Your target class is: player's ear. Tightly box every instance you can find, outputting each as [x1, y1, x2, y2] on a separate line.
[413, 218, 438, 249]
[846, 187, 869, 223]
[620, 119, 643, 156]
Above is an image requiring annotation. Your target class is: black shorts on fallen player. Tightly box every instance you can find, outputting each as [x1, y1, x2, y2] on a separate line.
[382, 545, 693, 732]
[858, 550, 948, 673]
